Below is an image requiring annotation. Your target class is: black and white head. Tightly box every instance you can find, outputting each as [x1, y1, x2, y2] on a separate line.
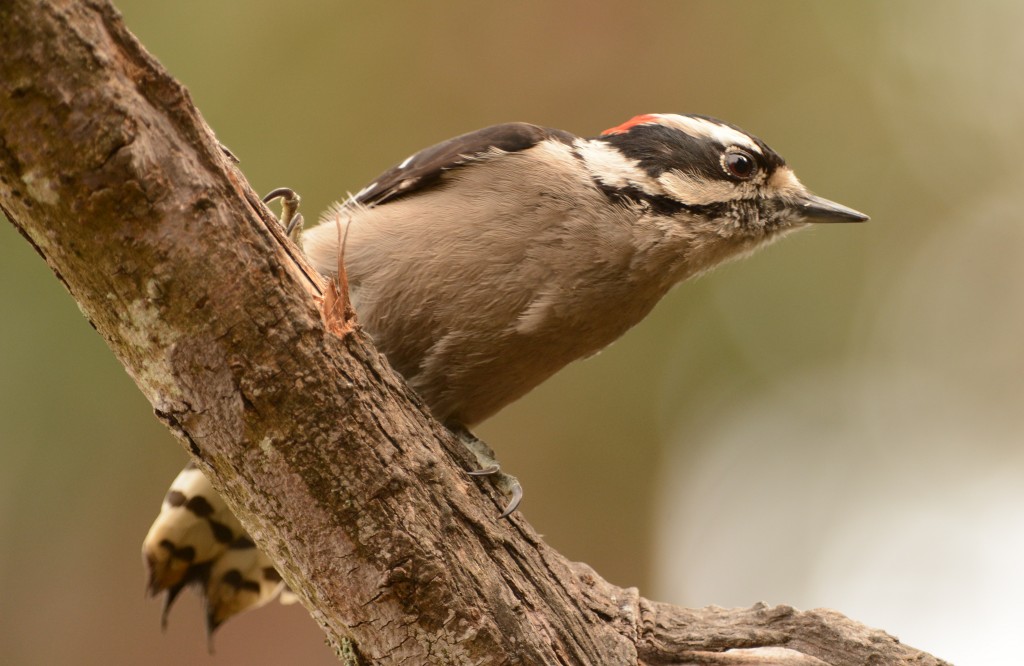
[586, 113, 867, 240]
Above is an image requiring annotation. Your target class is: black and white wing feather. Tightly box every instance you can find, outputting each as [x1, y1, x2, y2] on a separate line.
[352, 122, 576, 207]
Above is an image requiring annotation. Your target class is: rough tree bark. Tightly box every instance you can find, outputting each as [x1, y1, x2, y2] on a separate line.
[0, 1, 949, 665]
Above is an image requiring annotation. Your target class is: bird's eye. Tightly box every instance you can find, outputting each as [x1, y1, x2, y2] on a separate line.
[722, 150, 757, 180]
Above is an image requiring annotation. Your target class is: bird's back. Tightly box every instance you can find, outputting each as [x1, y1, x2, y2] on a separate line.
[302, 138, 680, 426]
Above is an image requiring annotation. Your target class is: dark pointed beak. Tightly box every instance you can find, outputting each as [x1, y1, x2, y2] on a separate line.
[793, 193, 869, 223]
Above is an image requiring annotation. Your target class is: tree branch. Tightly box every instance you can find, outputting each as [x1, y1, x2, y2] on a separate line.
[0, 1, 948, 664]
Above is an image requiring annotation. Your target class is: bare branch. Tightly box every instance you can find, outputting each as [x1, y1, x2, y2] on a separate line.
[0, 1, 948, 664]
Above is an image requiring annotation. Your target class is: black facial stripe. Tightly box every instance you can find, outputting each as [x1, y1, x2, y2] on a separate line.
[589, 174, 733, 219]
[689, 115, 785, 168]
[601, 124, 723, 179]
[593, 181, 685, 215]
[566, 143, 686, 216]
[599, 122, 785, 183]
[568, 140, 734, 218]
[685, 201, 732, 218]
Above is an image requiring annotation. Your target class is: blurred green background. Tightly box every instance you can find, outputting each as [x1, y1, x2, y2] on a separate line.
[2, 1, 1022, 664]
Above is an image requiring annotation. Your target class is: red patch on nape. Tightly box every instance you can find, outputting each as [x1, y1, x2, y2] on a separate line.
[601, 114, 660, 136]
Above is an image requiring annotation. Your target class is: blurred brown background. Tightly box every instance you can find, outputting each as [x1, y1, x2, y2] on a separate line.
[2, 1, 1022, 664]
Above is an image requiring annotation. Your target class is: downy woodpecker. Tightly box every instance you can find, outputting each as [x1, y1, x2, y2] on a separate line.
[143, 113, 867, 635]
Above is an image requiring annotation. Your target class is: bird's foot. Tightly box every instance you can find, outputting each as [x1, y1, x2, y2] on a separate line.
[263, 187, 304, 241]
[455, 428, 523, 518]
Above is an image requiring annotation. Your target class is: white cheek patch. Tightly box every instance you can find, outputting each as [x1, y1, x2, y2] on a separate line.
[574, 139, 661, 196]
[654, 114, 763, 155]
[658, 169, 747, 206]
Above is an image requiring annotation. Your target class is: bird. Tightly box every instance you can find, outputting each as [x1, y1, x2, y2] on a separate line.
[142, 113, 868, 636]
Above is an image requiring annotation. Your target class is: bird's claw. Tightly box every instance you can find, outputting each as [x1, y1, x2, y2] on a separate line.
[455, 427, 523, 519]
[498, 478, 523, 518]
[467, 462, 523, 517]
[262, 187, 304, 240]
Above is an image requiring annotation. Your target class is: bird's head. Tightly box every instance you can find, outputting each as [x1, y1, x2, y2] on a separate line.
[589, 113, 867, 274]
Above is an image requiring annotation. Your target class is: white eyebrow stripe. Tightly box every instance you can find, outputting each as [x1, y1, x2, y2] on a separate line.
[653, 114, 763, 154]
[574, 139, 663, 196]
[658, 170, 746, 206]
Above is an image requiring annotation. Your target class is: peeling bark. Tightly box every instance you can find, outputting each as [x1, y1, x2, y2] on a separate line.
[0, 1, 950, 664]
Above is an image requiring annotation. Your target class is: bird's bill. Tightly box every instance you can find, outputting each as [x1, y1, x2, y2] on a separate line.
[793, 193, 869, 223]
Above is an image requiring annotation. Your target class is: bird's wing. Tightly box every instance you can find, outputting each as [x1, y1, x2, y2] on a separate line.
[353, 122, 575, 207]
